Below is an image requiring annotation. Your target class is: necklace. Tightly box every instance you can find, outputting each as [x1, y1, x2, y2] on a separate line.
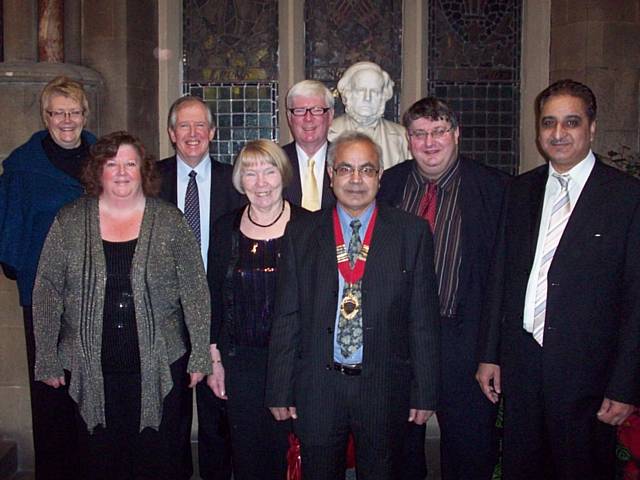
[247, 201, 285, 228]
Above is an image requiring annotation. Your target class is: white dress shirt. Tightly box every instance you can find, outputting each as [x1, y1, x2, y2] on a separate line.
[176, 154, 212, 270]
[523, 150, 596, 332]
[295, 142, 328, 203]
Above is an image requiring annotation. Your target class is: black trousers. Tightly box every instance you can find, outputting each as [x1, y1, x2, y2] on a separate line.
[223, 344, 290, 480]
[75, 353, 191, 480]
[299, 371, 408, 480]
[402, 317, 499, 480]
[196, 375, 233, 480]
[23, 306, 78, 480]
[501, 329, 617, 480]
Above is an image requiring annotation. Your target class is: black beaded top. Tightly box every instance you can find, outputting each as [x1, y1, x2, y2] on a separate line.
[228, 232, 283, 348]
[101, 238, 140, 373]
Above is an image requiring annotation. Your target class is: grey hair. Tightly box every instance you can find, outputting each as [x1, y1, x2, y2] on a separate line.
[167, 95, 215, 130]
[286, 80, 335, 109]
[326, 130, 383, 169]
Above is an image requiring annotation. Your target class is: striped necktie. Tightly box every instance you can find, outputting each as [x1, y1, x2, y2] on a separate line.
[532, 173, 571, 345]
[185, 170, 201, 244]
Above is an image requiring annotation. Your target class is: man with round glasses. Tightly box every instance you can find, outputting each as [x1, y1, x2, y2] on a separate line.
[282, 80, 336, 211]
[379, 97, 508, 480]
[267, 131, 440, 479]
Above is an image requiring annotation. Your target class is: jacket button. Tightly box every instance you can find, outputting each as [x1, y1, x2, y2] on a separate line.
[550, 282, 560, 287]
[327, 327, 333, 334]
[325, 364, 332, 371]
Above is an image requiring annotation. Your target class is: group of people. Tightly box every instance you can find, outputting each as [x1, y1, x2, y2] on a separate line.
[0, 72, 637, 480]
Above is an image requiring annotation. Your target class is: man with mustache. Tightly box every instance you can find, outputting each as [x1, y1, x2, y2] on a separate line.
[476, 79, 640, 479]
[266, 131, 440, 479]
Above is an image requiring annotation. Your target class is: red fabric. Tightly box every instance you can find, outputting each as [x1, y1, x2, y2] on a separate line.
[346, 433, 356, 468]
[619, 411, 640, 479]
[419, 183, 438, 232]
[286, 433, 357, 476]
[287, 433, 302, 480]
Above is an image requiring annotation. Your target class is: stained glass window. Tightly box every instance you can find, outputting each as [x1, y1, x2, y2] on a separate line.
[183, 0, 279, 164]
[305, 0, 403, 121]
[428, 0, 522, 174]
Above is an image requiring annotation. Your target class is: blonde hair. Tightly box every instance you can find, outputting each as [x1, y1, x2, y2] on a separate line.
[40, 76, 89, 125]
[232, 140, 293, 194]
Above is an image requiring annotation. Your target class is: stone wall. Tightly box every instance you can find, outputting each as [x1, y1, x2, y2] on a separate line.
[550, 0, 640, 157]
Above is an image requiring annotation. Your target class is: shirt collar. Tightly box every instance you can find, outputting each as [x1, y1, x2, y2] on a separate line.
[548, 150, 595, 191]
[176, 153, 212, 178]
[336, 201, 376, 232]
[411, 156, 460, 190]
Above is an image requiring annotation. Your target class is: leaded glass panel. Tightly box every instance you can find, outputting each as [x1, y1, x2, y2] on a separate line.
[428, 0, 522, 174]
[305, 0, 403, 122]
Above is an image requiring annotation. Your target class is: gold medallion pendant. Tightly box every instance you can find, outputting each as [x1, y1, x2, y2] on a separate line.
[340, 290, 360, 320]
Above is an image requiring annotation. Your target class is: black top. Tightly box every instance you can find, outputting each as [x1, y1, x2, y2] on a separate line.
[101, 238, 140, 373]
[227, 232, 282, 347]
[41, 133, 90, 181]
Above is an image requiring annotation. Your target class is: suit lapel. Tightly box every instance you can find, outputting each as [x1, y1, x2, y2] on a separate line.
[313, 210, 340, 329]
[285, 144, 303, 204]
[554, 161, 608, 257]
[162, 157, 179, 205]
[527, 166, 548, 259]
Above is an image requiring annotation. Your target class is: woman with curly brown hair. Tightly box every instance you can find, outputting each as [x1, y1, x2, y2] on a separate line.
[32, 131, 211, 479]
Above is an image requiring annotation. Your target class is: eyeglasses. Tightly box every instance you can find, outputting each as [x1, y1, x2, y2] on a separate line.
[333, 165, 379, 178]
[288, 107, 331, 117]
[46, 110, 84, 121]
[407, 127, 452, 140]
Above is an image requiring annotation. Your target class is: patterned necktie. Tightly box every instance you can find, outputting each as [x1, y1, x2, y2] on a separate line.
[337, 219, 363, 358]
[419, 183, 438, 232]
[532, 173, 571, 345]
[302, 157, 321, 211]
[185, 170, 201, 244]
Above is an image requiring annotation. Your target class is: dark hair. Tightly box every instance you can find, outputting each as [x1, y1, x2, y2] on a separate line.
[402, 97, 459, 130]
[535, 79, 597, 122]
[82, 131, 160, 197]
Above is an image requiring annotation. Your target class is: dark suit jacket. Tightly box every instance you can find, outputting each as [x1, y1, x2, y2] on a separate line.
[156, 155, 245, 249]
[281, 141, 336, 208]
[265, 203, 440, 443]
[378, 157, 508, 329]
[478, 160, 640, 406]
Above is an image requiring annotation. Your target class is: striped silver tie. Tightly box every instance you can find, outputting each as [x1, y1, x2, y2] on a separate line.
[532, 174, 571, 345]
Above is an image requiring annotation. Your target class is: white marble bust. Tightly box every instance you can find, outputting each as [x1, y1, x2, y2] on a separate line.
[328, 61, 410, 169]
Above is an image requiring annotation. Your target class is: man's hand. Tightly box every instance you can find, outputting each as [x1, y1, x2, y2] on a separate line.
[476, 362, 501, 404]
[42, 376, 65, 388]
[269, 406, 297, 421]
[207, 362, 228, 400]
[188, 372, 205, 388]
[408, 409, 433, 425]
[597, 398, 636, 425]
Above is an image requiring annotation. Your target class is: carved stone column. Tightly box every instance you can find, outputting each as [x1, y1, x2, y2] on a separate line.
[38, 0, 63, 62]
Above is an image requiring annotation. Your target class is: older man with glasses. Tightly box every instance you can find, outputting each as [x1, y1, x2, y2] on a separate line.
[281, 80, 336, 211]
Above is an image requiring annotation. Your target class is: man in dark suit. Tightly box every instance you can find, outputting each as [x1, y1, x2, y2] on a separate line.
[282, 79, 336, 210]
[378, 97, 506, 480]
[476, 79, 640, 479]
[157, 95, 243, 480]
[266, 131, 441, 479]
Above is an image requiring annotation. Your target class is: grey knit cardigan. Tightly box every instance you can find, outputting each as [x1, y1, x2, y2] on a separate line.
[33, 196, 212, 432]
